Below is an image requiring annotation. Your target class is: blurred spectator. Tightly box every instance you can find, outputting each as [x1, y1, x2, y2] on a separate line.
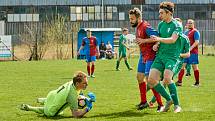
[106, 41, 114, 59]
[99, 41, 106, 59]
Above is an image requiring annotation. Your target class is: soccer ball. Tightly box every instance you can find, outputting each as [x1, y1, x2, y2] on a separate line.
[78, 98, 87, 109]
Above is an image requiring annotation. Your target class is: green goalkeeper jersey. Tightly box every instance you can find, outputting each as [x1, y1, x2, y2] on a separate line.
[44, 81, 79, 117]
[157, 19, 183, 59]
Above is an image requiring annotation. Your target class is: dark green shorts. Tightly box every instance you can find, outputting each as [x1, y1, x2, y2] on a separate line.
[151, 56, 180, 74]
[119, 49, 127, 58]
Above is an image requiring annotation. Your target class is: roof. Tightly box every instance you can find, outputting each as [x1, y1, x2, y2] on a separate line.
[81, 28, 122, 32]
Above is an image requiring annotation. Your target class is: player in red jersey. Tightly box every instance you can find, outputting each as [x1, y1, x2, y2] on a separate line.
[177, 19, 200, 86]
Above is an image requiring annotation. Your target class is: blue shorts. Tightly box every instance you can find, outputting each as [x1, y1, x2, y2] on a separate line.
[184, 54, 199, 64]
[137, 55, 153, 76]
[86, 55, 96, 62]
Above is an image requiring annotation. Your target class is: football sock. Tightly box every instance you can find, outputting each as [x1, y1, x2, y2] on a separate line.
[125, 60, 131, 69]
[168, 83, 179, 106]
[28, 105, 44, 114]
[194, 70, 199, 84]
[139, 82, 147, 103]
[146, 84, 150, 91]
[152, 88, 163, 106]
[116, 61, 120, 69]
[91, 65, 95, 75]
[149, 96, 156, 104]
[178, 69, 184, 83]
[87, 65, 90, 76]
[153, 83, 171, 101]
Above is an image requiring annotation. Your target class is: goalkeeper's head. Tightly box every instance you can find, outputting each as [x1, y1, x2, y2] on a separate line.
[73, 71, 88, 90]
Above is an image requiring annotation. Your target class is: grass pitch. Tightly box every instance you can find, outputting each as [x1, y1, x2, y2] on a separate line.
[0, 55, 215, 121]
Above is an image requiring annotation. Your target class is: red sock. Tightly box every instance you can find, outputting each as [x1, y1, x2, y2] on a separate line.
[91, 65, 95, 75]
[138, 82, 147, 103]
[151, 88, 163, 106]
[194, 70, 199, 83]
[87, 65, 90, 76]
[178, 69, 185, 83]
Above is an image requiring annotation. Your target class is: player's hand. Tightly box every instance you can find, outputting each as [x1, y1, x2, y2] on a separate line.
[88, 92, 96, 102]
[135, 38, 143, 45]
[86, 98, 93, 110]
[153, 43, 159, 51]
[97, 52, 100, 57]
[77, 51, 80, 55]
[151, 35, 159, 42]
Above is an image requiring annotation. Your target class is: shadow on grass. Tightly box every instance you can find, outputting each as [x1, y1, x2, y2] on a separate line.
[88, 109, 154, 119]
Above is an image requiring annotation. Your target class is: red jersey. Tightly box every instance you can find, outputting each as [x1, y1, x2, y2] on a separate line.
[82, 36, 98, 56]
[185, 28, 200, 54]
[136, 20, 158, 63]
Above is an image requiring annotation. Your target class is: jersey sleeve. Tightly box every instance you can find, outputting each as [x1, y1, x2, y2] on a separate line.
[146, 26, 159, 37]
[173, 23, 183, 36]
[194, 30, 200, 42]
[67, 89, 78, 110]
[184, 36, 190, 53]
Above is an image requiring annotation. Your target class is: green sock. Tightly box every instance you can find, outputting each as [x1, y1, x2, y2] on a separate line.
[153, 83, 171, 101]
[116, 61, 120, 69]
[150, 96, 156, 103]
[28, 105, 44, 114]
[168, 83, 179, 105]
[125, 60, 130, 69]
[186, 64, 191, 74]
[146, 84, 150, 92]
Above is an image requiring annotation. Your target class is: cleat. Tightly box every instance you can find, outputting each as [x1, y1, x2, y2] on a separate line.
[136, 102, 149, 110]
[175, 81, 182, 86]
[185, 73, 191, 76]
[157, 106, 164, 112]
[174, 105, 182, 113]
[20, 104, 30, 111]
[87, 75, 90, 78]
[161, 100, 173, 112]
[91, 75, 95, 78]
[192, 82, 200, 87]
[128, 67, 133, 71]
[116, 68, 120, 71]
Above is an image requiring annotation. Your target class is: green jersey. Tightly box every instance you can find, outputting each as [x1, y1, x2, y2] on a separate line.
[118, 34, 127, 57]
[44, 82, 79, 117]
[174, 33, 190, 76]
[179, 33, 190, 54]
[119, 34, 127, 51]
[157, 19, 183, 59]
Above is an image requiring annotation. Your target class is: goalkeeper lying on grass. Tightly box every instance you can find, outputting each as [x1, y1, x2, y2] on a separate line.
[20, 71, 96, 118]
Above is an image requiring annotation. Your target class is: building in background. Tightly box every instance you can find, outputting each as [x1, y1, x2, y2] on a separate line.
[0, 0, 214, 48]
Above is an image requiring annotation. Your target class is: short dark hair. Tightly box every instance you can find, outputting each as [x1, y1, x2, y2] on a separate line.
[159, 1, 175, 13]
[73, 71, 87, 85]
[129, 7, 142, 18]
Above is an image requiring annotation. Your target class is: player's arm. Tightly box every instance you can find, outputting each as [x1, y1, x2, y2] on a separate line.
[151, 33, 179, 44]
[71, 108, 89, 118]
[152, 24, 182, 44]
[190, 31, 200, 51]
[135, 26, 159, 45]
[180, 36, 191, 58]
[77, 40, 85, 55]
[121, 38, 130, 50]
[180, 52, 190, 58]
